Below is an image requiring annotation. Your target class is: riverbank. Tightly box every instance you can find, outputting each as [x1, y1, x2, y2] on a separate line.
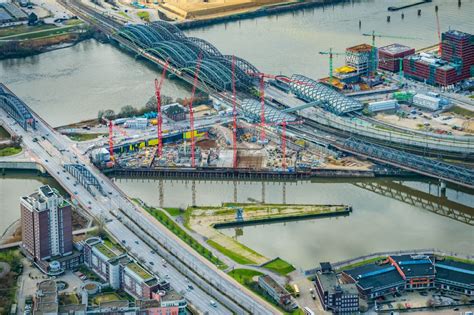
[174, 0, 345, 30]
[0, 26, 97, 60]
[187, 203, 349, 265]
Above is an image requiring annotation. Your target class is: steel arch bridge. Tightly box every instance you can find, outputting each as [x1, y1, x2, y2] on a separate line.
[64, 163, 105, 196]
[240, 98, 296, 123]
[290, 74, 363, 115]
[118, 22, 260, 92]
[343, 138, 474, 188]
[0, 84, 35, 130]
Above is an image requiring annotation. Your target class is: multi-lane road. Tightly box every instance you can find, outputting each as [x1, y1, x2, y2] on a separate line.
[0, 92, 280, 314]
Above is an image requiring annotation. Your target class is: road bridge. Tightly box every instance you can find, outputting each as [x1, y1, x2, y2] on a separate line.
[0, 84, 280, 314]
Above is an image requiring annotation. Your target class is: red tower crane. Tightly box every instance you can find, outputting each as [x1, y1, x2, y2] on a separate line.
[188, 54, 203, 168]
[102, 117, 129, 161]
[155, 60, 169, 158]
[231, 55, 238, 169]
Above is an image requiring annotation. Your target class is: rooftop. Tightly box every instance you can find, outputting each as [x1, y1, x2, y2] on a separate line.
[126, 262, 153, 281]
[161, 290, 185, 302]
[259, 275, 289, 297]
[379, 43, 414, 55]
[435, 259, 474, 286]
[346, 43, 373, 53]
[443, 29, 472, 40]
[94, 243, 118, 260]
[317, 270, 358, 295]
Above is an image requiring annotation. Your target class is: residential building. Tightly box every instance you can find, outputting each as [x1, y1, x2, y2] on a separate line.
[314, 262, 359, 314]
[258, 275, 292, 308]
[82, 237, 175, 302]
[21, 185, 73, 274]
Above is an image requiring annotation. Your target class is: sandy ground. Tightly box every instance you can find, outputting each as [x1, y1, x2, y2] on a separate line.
[374, 110, 472, 136]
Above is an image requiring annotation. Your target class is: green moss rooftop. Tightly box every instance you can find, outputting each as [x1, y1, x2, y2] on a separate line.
[95, 243, 118, 260]
[127, 262, 153, 280]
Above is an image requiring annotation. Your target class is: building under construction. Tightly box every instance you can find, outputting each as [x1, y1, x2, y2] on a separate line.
[345, 44, 375, 76]
[378, 43, 415, 72]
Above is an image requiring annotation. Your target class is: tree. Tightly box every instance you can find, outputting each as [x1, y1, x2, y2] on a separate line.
[460, 295, 470, 304]
[119, 105, 137, 118]
[101, 109, 115, 121]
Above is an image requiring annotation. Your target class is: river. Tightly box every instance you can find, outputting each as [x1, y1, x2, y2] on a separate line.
[114, 177, 474, 269]
[0, 172, 63, 235]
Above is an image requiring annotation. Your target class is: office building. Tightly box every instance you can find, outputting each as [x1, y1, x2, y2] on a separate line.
[378, 43, 415, 73]
[314, 262, 359, 314]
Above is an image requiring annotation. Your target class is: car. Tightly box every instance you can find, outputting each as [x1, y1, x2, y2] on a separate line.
[210, 300, 217, 307]
[45, 159, 48, 162]
[149, 261, 154, 266]
[135, 241, 139, 244]
[66, 176, 70, 180]
[74, 191, 78, 195]
[188, 284, 194, 290]
[165, 274, 170, 279]
[150, 250, 155, 254]
[121, 240, 126, 244]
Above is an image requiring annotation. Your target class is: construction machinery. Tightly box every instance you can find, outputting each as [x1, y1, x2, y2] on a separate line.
[154, 60, 169, 158]
[362, 31, 420, 76]
[318, 48, 347, 84]
[188, 53, 203, 168]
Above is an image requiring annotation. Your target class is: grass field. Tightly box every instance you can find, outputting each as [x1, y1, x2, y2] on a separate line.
[0, 249, 22, 315]
[443, 256, 474, 265]
[137, 11, 150, 22]
[450, 105, 474, 118]
[68, 133, 105, 141]
[337, 256, 385, 271]
[0, 24, 83, 40]
[228, 269, 303, 315]
[163, 207, 183, 216]
[207, 239, 256, 265]
[118, 11, 131, 20]
[93, 293, 122, 305]
[0, 146, 21, 157]
[0, 24, 56, 37]
[141, 203, 228, 270]
[262, 258, 295, 275]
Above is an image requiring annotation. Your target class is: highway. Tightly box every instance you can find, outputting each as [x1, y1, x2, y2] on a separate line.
[0, 88, 280, 314]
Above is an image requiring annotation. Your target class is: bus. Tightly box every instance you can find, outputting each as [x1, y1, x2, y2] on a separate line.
[293, 284, 300, 297]
[303, 307, 315, 315]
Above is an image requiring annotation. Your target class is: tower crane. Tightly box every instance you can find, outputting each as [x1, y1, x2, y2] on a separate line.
[154, 60, 169, 159]
[318, 48, 347, 85]
[362, 31, 420, 76]
[435, 9, 442, 56]
[188, 53, 203, 168]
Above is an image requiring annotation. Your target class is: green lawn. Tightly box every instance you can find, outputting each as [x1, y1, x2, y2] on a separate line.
[207, 239, 256, 265]
[0, 146, 21, 157]
[337, 256, 386, 271]
[137, 11, 150, 22]
[59, 293, 79, 305]
[93, 293, 122, 305]
[443, 256, 474, 265]
[140, 202, 228, 270]
[118, 11, 131, 20]
[163, 207, 183, 217]
[68, 133, 105, 141]
[0, 249, 22, 315]
[0, 24, 56, 37]
[0, 24, 83, 40]
[262, 258, 295, 275]
[450, 105, 474, 118]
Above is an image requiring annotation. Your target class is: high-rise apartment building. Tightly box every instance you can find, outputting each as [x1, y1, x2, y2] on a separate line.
[21, 185, 73, 270]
